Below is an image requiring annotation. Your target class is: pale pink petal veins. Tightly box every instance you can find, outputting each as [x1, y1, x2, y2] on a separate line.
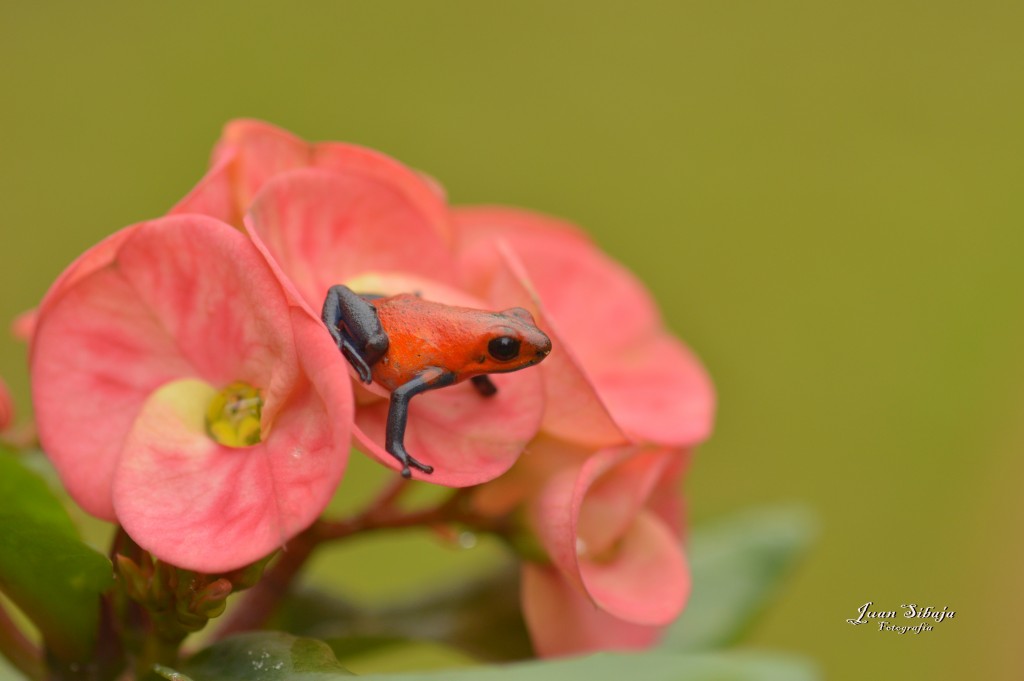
[31, 215, 351, 523]
[521, 563, 663, 658]
[246, 168, 457, 314]
[115, 351, 348, 572]
[32, 264, 193, 519]
[111, 217, 300, 421]
[113, 251, 352, 570]
[453, 207, 715, 447]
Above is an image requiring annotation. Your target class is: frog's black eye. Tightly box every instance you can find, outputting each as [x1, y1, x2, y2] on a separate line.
[488, 336, 521, 361]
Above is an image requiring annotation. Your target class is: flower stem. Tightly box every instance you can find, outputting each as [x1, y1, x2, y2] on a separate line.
[133, 630, 184, 680]
[213, 485, 501, 639]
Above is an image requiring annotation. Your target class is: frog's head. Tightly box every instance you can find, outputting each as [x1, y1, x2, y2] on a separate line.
[476, 307, 552, 373]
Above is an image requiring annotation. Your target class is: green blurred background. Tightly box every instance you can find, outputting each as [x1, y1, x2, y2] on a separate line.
[1, 2, 1021, 679]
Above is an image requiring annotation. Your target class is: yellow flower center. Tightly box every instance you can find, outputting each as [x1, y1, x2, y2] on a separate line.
[205, 381, 264, 447]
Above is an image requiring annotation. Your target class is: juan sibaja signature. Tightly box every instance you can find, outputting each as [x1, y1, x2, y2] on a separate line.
[847, 601, 956, 634]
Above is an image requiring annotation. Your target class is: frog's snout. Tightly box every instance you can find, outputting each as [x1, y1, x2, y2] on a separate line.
[533, 333, 553, 362]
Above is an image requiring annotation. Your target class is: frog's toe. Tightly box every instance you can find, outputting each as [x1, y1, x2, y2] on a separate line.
[407, 455, 434, 476]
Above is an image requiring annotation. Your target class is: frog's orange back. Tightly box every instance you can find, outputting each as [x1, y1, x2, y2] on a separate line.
[370, 294, 551, 391]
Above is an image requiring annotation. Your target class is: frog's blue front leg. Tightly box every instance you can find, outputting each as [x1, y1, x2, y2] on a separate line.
[471, 375, 498, 397]
[322, 284, 389, 384]
[386, 367, 456, 478]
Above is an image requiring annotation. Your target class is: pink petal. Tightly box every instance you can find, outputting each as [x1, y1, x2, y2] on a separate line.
[353, 367, 544, 486]
[576, 449, 674, 555]
[453, 207, 658, 362]
[26, 226, 140, 354]
[521, 563, 663, 657]
[211, 119, 311, 214]
[455, 208, 715, 448]
[535, 328, 629, 448]
[31, 263, 193, 519]
[169, 150, 242, 226]
[246, 168, 457, 313]
[645, 450, 690, 538]
[530, 447, 643, 583]
[470, 435, 590, 518]
[589, 334, 715, 446]
[579, 510, 689, 625]
[114, 372, 347, 572]
[452, 206, 594, 297]
[483, 247, 627, 449]
[169, 120, 308, 226]
[112, 216, 299, 399]
[312, 142, 453, 246]
[530, 447, 689, 624]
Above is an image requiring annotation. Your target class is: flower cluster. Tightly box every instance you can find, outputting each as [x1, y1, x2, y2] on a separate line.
[28, 121, 714, 656]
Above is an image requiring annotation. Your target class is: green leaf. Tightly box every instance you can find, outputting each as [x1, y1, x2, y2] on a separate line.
[661, 506, 816, 651]
[274, 564, 532, 662]
[169, 633, 816, 681]
[165, 632, 353, 680]
[330, 639, 477, 675]
[0, 451, 114, 663]
[354, 652, 818, 681]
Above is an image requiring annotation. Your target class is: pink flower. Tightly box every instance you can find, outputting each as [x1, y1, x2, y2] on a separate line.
[522, 446, 689, 657]
[175, 120, 546, 487]
[453, 208, 714, 656]
[30, 215, 353, 572]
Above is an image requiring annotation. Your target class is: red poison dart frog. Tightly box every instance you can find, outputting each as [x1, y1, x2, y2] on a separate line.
[322, 285, 553, 478]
